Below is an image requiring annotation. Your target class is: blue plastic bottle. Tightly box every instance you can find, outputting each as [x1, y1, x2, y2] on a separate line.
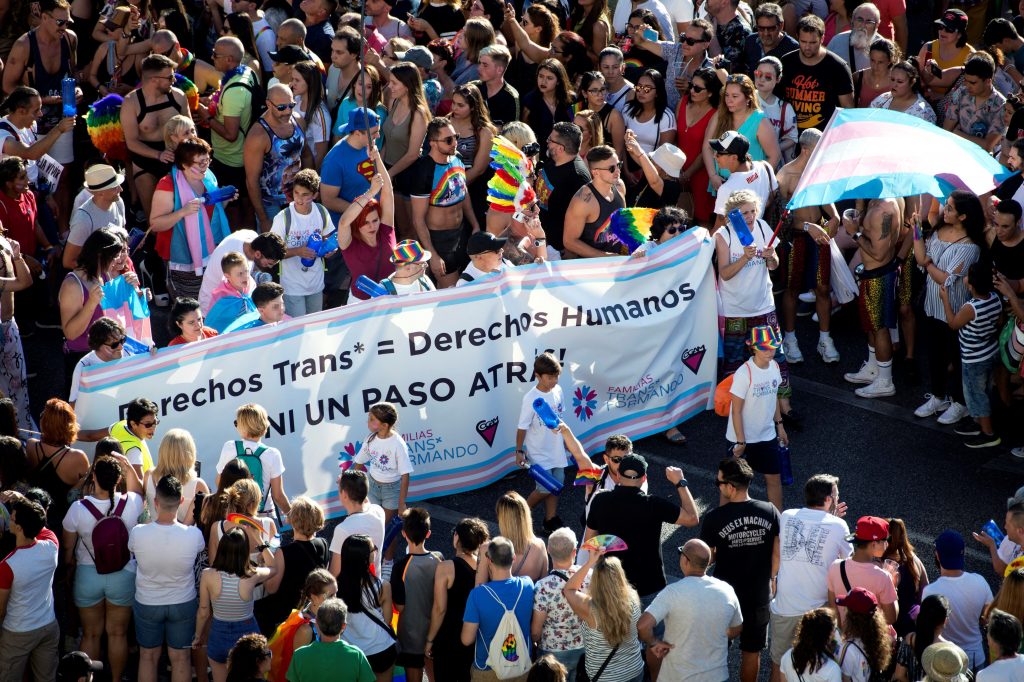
[527, 463, 563, 495]
[779, 445, 794, 486]
[728, 208, 754, 246]
[355, 275, 389, 298]
[317, 231, 339, 256]
[532, 398, 560, 429]
[382, 515, 404, 552]
[301, 232, 322, 268]
[982, 519, 1006, 546]
[61, 77, 76, 118]
[202, 185, 237, 205]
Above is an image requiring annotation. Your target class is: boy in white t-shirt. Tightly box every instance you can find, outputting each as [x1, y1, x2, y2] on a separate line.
[516, 351, 567, 532]
[728, 325, 788, 511]
[269, 168, 332, 317]
[215, 403, 291, 519]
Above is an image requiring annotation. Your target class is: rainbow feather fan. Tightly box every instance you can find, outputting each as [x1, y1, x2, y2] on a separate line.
[574, 468, 603, 486]
[85, 94, 127, 162]
[226, 513, 269, 535]
[487, 136, 531, 214]
[607, 207, 657, 253]
[174, 73, 200, 112]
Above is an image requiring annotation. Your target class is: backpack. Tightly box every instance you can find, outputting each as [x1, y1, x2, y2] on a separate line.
[482, 582, 532, 679]
[713, 362, 751, 417]
[222, 69, 266, 135]
[81, 495, 131, 574]
[280, 203, 331, 275]
[234, 441, 268, 512]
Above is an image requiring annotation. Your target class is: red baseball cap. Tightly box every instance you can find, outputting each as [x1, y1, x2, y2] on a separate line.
[836, 587, 879, 614]
[846, 516, 889, 542]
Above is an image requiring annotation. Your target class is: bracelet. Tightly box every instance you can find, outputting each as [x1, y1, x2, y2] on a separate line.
[735, 441, 745, 446]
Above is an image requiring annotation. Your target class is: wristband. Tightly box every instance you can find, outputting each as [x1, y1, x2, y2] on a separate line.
[735, 442, 745, 446]
[775, 420, 784, 425]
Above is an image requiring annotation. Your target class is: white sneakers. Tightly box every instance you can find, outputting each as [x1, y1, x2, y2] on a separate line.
[798, 291, 817, 303]
[914, 394, 950, 418]
[784, 335, 804, 363]
[845, 362, 878, 385]
[855, 378, 896, 398]
[937, 402, 968, 426]
[817, 337, 840, 363]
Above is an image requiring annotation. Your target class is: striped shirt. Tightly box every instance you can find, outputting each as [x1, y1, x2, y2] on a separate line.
[960, 293, 1002, 363]
[923, 235, 980, 322]
[581, 600, 645, 682]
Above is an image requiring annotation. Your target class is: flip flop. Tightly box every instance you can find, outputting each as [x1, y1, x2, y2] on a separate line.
[664, 429, 687, 445]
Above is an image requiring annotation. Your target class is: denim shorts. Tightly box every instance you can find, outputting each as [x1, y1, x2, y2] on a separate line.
[207, 616, 259, 664]
[73, 564, 136, 608]
[533, 467, 565, 494]
[368, 477, 401, 510]
[962, 356, 995, 418]
[134, 598, 198, 649]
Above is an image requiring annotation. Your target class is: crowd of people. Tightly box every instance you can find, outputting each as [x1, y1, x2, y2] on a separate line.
[0, 0, 1022, 678]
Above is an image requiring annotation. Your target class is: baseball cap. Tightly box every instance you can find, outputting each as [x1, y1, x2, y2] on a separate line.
[935, 9, 968, 34]
[58, 652, 103, 681]
[846, 516, 889, 542]
[269, 44, 307, 64]
[835, 587, 878, 614]
[337, 107, 380, 136]
[395, 45, 433, 70]
[617, 454, 647, 479]
[935, 529, 966, 570]
[709, 131, 750, 157]
[467, 231, 507, 256]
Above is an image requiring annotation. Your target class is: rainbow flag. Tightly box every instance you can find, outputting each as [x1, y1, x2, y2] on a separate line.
[100, 275, 152, 345]
[788, 108, 1013, 209]
[574, 468, 603, 486]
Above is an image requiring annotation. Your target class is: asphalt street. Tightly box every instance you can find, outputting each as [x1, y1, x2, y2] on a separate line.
[19, 293, 1024, 681]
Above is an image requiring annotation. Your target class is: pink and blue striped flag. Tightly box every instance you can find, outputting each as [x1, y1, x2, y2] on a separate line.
[101, 275, 152, 345]
[787, 108, 1013, 210]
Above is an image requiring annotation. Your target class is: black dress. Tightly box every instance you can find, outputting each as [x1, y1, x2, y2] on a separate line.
[430, 556, 477, 682]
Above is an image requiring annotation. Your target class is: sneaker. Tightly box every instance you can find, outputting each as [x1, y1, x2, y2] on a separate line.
[914, 394, 950, 418]
[965, 433, 1002, 449]
[1012, 447, 1024, 459]
[855, 378, 896, 398]
[381, 559, 394, 582]
[542, 516, 565, 533]
[844, 362, 878, 385]
[783, 335, 804, 363]
[937, 401, 968, 425]
[953, 417, 981, 436]
[798, 291, 817, 303]
[811, 305, 842, 323]
[817, 337, 840, 363]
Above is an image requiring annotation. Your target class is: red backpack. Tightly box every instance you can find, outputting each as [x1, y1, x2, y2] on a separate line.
[81, 495, 131, 574]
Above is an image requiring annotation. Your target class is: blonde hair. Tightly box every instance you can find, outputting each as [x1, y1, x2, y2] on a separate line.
[724, 189, 760, 214]
[496, 491, 535, 556]
[589, 556, 639, 646]
[163, 114, 196, 151]
[235, 403, 269, 440]
[153, 428, 197, 484]
[574, 109, 604, 148]
[289, 496, 325, 536]
[499, 121, 537, 150]
[228, 478, 262, 516]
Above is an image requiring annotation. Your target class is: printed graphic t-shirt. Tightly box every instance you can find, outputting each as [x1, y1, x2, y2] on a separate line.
[700, 499, 782, 606]
[779, 50, 853, 130]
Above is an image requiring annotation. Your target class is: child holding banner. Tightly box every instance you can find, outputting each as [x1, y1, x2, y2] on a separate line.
[515, 352, 567, 533]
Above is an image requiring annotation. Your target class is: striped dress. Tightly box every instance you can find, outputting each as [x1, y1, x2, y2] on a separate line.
[922, 234, 980, 322]
[581, 601, 645, 682]
[960, 293, 1002, 364]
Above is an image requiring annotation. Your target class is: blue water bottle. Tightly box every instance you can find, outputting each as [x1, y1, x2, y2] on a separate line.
[527, 463, 563, 495]
[728, 208, 754, 246]
[779, 445, 794, 486]
[355, 275, 389, 298]
[382, 515, 404, 552]
[317, 231, 338, 256]
[301, 232, 322, 268]
[61, 76, 76, 118]
[982, 519, 1006, 546]
[532, 398, 560, 429]
[202, 185, 237, 205]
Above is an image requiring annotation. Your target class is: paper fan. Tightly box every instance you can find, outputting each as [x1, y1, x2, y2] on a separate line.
[582, 534, 628, 552]
[227, 512, 269, 535]
[574, 468, 603, 486]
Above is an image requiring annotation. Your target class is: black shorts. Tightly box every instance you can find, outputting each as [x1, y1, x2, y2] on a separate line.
[736, 438, 781, 475]
[210, 159, 247, 197]
[429, 222, 470, 273]
[738, 602, 770, 653]
[395, 651, 425, 669]
[365, 644, 398, 673]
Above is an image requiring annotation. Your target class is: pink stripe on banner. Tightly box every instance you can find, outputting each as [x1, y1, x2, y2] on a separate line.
[80, 234, 706, 391]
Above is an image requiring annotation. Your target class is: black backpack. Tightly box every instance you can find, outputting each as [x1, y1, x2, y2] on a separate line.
[222, 68, 265, 134]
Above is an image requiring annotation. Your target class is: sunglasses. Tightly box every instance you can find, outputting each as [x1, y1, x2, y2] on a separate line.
[607, 455, 624, 463]
[753, 70, 775, 79]
[105, 337, 126, 349]
[681, 36, 705, 45]
[597, 161, 623, 172]
[714, 479, 729, 487]
[689, 84, 707, 93]
[140, 418, 160, 428]
[726, 74, 745, 83]
[635, 84, 654, 93]
[435, 134, 456, 144]
[664, 224, 688, 234]
[52, 16, 70, 25]
[272, 101, 297, 111]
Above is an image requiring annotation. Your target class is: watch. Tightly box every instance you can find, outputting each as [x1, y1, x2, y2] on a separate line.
[675, 479, 688, 489]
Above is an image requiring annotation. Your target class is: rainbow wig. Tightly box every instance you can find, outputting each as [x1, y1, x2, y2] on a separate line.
[85, 94, 128, 162]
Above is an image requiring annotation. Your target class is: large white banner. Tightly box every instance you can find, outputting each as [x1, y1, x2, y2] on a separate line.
[76, 232, 719, 518]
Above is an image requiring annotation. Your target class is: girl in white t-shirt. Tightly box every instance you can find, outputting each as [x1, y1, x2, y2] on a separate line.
[837, 588, 893, 682]
[353, 402, 414, 568]
[780, 608, 843, 682]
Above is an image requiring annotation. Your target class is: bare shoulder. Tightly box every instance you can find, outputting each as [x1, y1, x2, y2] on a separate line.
[572, 184, 594, 203]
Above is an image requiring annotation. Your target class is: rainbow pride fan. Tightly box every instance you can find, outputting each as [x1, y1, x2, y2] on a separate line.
[574, 468, 603, 486]
[582, 534, 628, 553]
[174, 73, 200, 112]
[487, 136, 532, 214]
[606, 207, 658, 253]
[227, 513, 269, 535]
[85, 94, 128, 162]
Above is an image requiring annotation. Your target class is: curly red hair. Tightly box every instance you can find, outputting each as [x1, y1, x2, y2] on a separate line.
[40, 398, 79, 446]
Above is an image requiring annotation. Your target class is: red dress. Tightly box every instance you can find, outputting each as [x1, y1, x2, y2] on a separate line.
[676, 98, 716, 224]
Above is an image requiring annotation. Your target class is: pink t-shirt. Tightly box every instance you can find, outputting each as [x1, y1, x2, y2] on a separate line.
[827, 559, 899, 622]
[341, 223, 397, 300]
[872, 0, 906, 40]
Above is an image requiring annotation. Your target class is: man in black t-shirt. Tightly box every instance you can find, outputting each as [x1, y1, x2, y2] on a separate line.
[779, 15, 854, 131]
[537, 122, 591, 252]
[700, 458, 781, 682]
[470, 45, 519, 127]
[585, 454, 699, 600]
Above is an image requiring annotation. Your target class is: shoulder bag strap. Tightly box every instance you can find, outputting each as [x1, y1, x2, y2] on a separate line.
[512, 544, 531, 574]
[839, 559, 853, 592]
[362, 600, 398, 639]
[591, 644, 621, 682]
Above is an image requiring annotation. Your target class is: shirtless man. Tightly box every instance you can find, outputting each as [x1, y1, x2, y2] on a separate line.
[120, 54, 191, 217]
[150, 30, 221, 96]
[408, 117, 480, 288]
[843, 196, 903, 398]
[563, 145, 627, 258]
[0, 234, 34, 431]
[776, 129, 841, 365]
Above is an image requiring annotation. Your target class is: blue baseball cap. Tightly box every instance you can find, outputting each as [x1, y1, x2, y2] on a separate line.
[338, 107, 380, 136]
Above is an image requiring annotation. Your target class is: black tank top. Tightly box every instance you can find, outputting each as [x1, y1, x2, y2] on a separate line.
[27, 30, 72, 134]
[29, 442, 72, 529]
[991, 234, 1024, 279]
[580, 182, 625, 250]
[436, 556, 476, 643]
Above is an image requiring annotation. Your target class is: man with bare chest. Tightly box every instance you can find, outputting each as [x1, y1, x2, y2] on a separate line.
[843, 197, 903, 398]
[120, 54, 191, 218]
[0, 234, 34, 431]
[776, 129, 841, 365]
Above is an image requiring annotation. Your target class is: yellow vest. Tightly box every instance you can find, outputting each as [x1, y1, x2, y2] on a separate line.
[109, 420, 155, 474]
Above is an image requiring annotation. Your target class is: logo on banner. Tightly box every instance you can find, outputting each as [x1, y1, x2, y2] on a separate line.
[573, 386, 597, 422]
[476, 417, 499, 446]
[681, 345, 706, 375]
[338, 441, 362, 471]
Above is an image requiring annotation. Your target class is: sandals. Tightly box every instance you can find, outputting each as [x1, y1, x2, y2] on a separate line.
[664, 428, 687, 445]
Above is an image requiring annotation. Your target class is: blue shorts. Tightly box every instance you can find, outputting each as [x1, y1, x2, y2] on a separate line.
[134, 598, 198, 650]
[368, 477, 402, 510]
[534, 466, 565, 494]
[208, 616, 259, 664]
[73, 565, 136, 608]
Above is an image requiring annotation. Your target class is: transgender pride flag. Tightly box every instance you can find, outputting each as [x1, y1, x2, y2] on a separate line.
[788, 108, 1014, 210]
[100, 275, 153, 345]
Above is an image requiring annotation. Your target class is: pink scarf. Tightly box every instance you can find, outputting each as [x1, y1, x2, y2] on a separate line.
[174, 170, 216, 274]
